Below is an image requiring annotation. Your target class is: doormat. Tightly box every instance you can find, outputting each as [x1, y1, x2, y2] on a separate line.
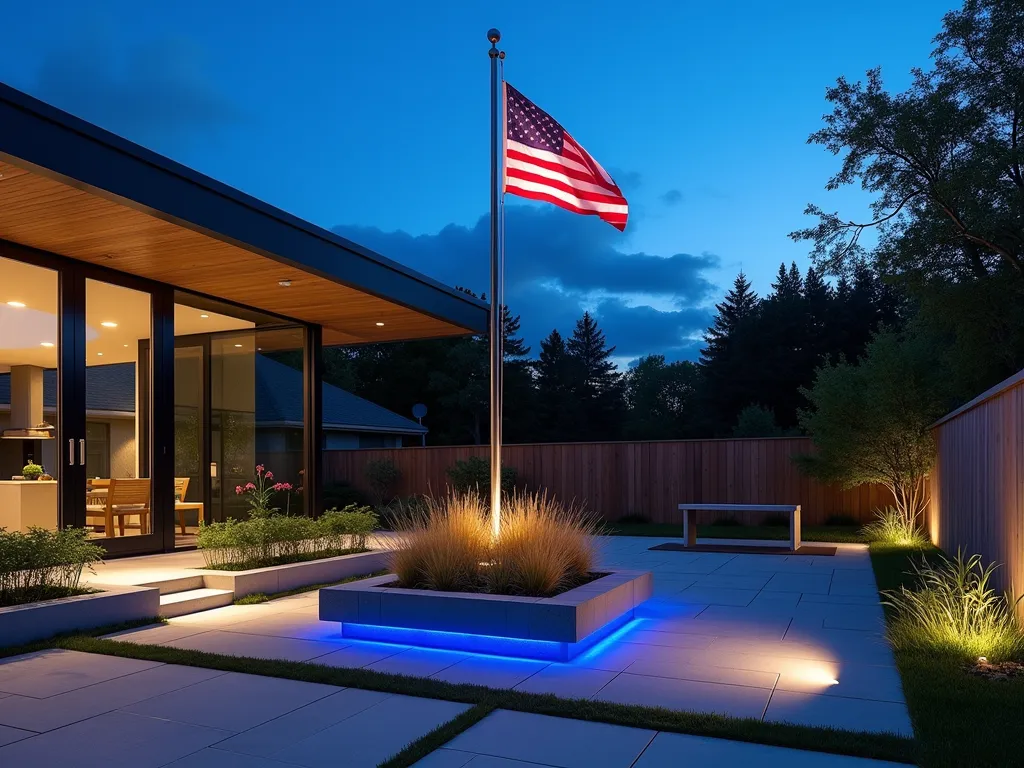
[648, 542, 837, 556]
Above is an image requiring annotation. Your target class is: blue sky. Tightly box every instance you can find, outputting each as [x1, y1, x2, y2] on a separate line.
[0, 1, 955, 363]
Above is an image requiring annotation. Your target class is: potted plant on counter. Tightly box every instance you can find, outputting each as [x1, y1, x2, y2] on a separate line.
[21, 462, 43, 481]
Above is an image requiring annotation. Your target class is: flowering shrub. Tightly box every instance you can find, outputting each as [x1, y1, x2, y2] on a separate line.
[197, 504, 378, 570]
[235, 465, 294, 518]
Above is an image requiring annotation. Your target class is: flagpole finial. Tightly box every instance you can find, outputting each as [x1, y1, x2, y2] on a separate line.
[487, 28, 501, 44]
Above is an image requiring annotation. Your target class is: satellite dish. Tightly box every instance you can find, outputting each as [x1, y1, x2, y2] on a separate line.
[412, 403, 428, 419]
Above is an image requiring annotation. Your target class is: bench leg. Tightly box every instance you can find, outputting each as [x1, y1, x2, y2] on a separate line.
[683, 510, 697, 547]
[791, 506, 801, 551]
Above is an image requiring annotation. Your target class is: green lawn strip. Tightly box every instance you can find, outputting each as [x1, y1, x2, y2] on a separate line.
[56, 636, 916, 764]
[607, 523, 866, 543]
[234, 569, 391, 604]
[376, 703, 495, 768]
[869, 542, 1024, 768]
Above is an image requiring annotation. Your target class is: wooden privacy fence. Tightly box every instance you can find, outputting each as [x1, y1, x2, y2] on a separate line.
[929, 368, 1024, 616]
[324, 437, 893, 525]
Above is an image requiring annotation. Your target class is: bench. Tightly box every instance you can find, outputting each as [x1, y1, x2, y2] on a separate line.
[676, 503, 802, 550]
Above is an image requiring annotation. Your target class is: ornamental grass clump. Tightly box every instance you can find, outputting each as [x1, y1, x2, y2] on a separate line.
[860, 506, 930, 548]
[386, 493, 490, 592]
[0, 527, 104, 606]
[884, 551, 1024, 660]
[386, 490, 601, 597]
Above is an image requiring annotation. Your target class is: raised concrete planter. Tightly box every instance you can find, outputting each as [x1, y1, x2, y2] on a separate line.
[0, 584, 159, 647]
[320, 569, 652, 661]
[199, 549, 388, 599]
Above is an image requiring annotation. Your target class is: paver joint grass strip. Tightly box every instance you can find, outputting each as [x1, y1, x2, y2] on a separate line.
[51, 634, 916, 764]
[375, 703, 495, 768]
[868, 542, 1024, 768]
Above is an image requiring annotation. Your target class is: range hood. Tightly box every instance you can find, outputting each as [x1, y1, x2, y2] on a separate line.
[2, 365, 54, 440]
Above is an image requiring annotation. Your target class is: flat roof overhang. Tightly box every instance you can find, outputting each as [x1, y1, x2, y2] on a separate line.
[0, 82, 488, 345]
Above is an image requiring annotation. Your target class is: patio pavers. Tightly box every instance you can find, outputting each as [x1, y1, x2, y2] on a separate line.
[443, 709, 655, 768]
[422, 710, 910, 768]
[0, 648, 162, 697]
[104, 536, 913, 738]
[121, 671, 339, 732]
[0, 649, 473, 768]
[0, 663, 226, 732]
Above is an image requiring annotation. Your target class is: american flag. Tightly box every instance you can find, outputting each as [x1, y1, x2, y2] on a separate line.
[503, 83, 628, 231]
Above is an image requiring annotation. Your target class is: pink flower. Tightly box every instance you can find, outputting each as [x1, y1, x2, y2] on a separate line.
[273, 482, 292, 491]
[234, 485, 243, 495]
[245, 482, 256, 491]
[255, 464, 265, 474]
[265, 471, 274, 480]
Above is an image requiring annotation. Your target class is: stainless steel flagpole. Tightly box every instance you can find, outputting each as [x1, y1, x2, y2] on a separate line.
[487, 28, 504, 538]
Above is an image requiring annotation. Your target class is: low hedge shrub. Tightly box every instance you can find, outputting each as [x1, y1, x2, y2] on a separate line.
[0, 527, 104, 607]
[197, 505, 378, 570]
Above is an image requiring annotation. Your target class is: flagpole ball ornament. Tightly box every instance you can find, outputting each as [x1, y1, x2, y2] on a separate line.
[488, 28, 501, 43]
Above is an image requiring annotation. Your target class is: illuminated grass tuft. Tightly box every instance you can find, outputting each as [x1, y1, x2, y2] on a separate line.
[883, 550, 1024, 660]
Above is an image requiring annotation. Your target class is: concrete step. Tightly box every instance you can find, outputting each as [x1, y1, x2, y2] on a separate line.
[139, 575, 206, 596]
[159, 588, 234, 618]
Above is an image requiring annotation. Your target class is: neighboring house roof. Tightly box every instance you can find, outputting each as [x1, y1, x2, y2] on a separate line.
[256, 355, 426, 435]
[0, 356, 426, 435]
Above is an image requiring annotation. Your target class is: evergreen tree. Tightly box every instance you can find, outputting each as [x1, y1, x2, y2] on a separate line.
[535, 329, 576, 441]
[566, 312, 625, 441]
[699, 272, 759, 369]
[697, 272, 761, 434]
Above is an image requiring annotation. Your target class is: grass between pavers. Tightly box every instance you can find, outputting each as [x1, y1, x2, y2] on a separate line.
[46, 634, 915, 765]
[869, 543, 1024, 768]
[607, 522, 867, 543]
[233, 569, 391, 605]
[376, 703, 495, 768]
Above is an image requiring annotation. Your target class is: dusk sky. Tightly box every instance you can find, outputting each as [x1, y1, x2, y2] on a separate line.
[0, 1, 954, 364]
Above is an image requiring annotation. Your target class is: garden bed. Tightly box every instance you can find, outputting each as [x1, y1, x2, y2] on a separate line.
[319, 568, 652, 661]
[199, 546, 369, 571]
[0, 584, 159, 647]
[201, 549, 388, 599]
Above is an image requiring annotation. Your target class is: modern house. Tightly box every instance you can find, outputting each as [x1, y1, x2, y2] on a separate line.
[0, 81, 486, 555]
[0, 357, 427, 531]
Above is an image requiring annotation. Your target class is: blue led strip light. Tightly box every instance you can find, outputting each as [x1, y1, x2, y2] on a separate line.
[341, 612, 639, 662]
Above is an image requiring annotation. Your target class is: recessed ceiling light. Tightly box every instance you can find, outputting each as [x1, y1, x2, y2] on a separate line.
[101, 321, 117, 328]
[40, 342, 54, 348]
[123, 344, 129, 348]
[375, 322, 385, 327]
[200, 314, 210, 319]
[6, 301, 25, 308]
[96, 352, 104, 356]
[278, 279, 292, 288]
[234, 344, 243, 348]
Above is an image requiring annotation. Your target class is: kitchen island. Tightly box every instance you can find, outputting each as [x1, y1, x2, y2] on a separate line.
[0, 480, 57, 531]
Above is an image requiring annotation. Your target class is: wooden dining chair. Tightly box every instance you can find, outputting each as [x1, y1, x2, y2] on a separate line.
[86, 478, 151, 538]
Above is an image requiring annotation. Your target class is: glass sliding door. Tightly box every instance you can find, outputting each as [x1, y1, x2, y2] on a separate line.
[80, 277, 155, 546]
[174, 342, 206, 545]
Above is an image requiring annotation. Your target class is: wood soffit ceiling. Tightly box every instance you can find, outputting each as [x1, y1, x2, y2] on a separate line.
[0, 159, 472, 346]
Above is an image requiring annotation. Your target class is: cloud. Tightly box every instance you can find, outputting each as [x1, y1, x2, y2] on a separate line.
[334, 204, 716, 364]
[660, 189, 683, 206]
[31, 36, 241, 150]
[609, 168, 642, 193]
